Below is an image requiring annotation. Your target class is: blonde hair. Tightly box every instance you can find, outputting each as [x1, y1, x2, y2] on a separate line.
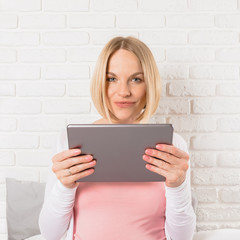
[90, 36, 161, 124]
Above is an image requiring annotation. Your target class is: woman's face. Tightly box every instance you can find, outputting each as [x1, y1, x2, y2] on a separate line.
[106, 49, 146, 124]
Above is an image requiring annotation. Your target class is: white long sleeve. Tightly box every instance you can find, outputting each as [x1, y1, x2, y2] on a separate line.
[39, 129, 196, 240]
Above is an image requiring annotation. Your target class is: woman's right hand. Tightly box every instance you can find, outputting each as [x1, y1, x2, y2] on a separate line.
[51, 149, 96, 188]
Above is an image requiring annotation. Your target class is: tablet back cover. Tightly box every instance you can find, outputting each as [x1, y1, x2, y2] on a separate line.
[67, 124, 173, 182]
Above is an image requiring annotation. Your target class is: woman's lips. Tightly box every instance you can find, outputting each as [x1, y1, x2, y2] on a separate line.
[114, 102, 135, 108]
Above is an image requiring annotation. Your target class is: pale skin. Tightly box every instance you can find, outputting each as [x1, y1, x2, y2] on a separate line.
[52, 49, 190, 189]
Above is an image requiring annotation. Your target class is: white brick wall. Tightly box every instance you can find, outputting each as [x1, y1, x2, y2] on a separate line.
[0, 0, 240, 236]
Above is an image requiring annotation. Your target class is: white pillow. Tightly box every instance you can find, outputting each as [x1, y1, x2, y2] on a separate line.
[193, 229, 240, 240]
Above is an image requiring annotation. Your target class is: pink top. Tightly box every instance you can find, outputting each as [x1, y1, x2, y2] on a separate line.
[73, 182, 166, 240]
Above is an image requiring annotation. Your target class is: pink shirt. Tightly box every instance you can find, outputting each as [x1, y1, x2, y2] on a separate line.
[73, 182, 166, 240]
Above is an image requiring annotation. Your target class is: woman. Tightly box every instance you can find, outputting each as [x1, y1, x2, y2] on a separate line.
[39, 36, 196, 240]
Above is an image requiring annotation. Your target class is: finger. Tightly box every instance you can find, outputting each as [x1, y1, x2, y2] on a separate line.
[156, 144, 189, 160]
[53, 149, 81, 163]
[145, 149, 177, 165]
[59, 155, 93, 169]
[60, 168, 95, 186]
[68, 160, 96, 175]
[145, 164, 169, 178]
[143, 154, 170, 171]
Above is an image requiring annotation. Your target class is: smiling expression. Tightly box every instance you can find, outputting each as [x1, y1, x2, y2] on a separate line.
[106, 49, 146, 124]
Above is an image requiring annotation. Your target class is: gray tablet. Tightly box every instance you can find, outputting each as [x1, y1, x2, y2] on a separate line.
[67, 124, 173, 182]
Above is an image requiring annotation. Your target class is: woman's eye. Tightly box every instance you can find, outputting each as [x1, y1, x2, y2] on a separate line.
[132, 78, 142, 82]
[107, 77, 116, 82]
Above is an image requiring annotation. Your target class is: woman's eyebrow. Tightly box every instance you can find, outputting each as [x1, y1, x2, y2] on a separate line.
[106, 72, 144, 77]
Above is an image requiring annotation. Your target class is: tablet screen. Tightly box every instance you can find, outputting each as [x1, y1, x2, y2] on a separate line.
[67, 124, 173, 182]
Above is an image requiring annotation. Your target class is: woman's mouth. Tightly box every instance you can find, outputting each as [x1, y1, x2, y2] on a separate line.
[114, 102, 135, 108]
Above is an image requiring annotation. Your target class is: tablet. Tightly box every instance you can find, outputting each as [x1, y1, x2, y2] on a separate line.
[67, 124, 173, 182]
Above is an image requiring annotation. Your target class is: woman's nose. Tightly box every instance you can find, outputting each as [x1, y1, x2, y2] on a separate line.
[117, 82, 131, 97]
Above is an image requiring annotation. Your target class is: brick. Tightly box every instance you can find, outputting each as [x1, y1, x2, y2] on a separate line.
[141, 0, 187, 11]
[189, 31, 238, 45]
[0, 14, 17, 28]
[166, 48, 214, 62]
[19, 49, 66, 63]
[0, 184, 6, 201]
[189, 0, 237, 10]
[191, 134, 240, 150]
[69, 14, 115, 28]
[0, 168, 39, 183]
[190, 65, 239, 80]
[192, 169, 240, 185]
[68, 47, 102, 62]
[17, 82, 65, 97]
[216, 48, 240, 62]
[0, 99, 41, 114]
[168, 82, 216, 97]
[193, 188, 217, 203]
[20, 14, 65, 29]
[158, 64, 188, 80]
[197, 206, 240, 221]
[0, 32, 39, 46]
[157, 98, 190, 114]
[0, 152, 15, 166]
[0, 135, 39, 149]
[67, 81, 91, 97]
[192, 98, 240, 114]
[215, 14, 240, 28]
[140, 31, 187, 45]
[0, 83, 15, 96]
[169, 117, 216, 132]
[68, 115, 104, 124]
[44, 0, 89, 11]
[42, 31, 89, 46]
[117, 14, 165, 28]
[92, 31, 138, 45]
[17, 150, 52, 166]
[167, 14, 214, 28]
[0, 219, 7, 234]
[217, 152, 240, 167]
[219, 187, 240, 203]
[0, 0, 41, 11]
[0, 203, 6, 218]
[19, 117, 66, 132]
[44, 99, 91, 114]
[0, 66, 40, 80]
[190, 152, 216, 167]
[92, 0, 137, 11]
[40, 168, 49, 183]
[217, 117, 240, 132]
[0, 49, 16, 62]
[41, 134, 58, 149]
[44, 65, 89, 80]
[218, 83, 240, 96]
[0, 117, 16, 131]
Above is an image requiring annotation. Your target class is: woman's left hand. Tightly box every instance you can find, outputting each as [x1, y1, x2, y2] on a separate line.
[142, 144, 190, 188]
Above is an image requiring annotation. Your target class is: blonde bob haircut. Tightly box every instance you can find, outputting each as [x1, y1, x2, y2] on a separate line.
[90, 36, 161, 124]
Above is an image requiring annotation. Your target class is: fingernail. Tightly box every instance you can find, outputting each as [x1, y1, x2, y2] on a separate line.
[74, 149, 81, 153]
[87, 155, 92, 160]
[145, 149, 152, 154]
[143, 155, 150, 160]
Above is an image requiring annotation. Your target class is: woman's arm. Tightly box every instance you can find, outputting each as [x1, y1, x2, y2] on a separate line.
[39, 128, 96, 240]
[164, 168, 196, 240]
[143, 133, 196, 240]
[39, 177, 77, 240]
[39, 129, 77, 240]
